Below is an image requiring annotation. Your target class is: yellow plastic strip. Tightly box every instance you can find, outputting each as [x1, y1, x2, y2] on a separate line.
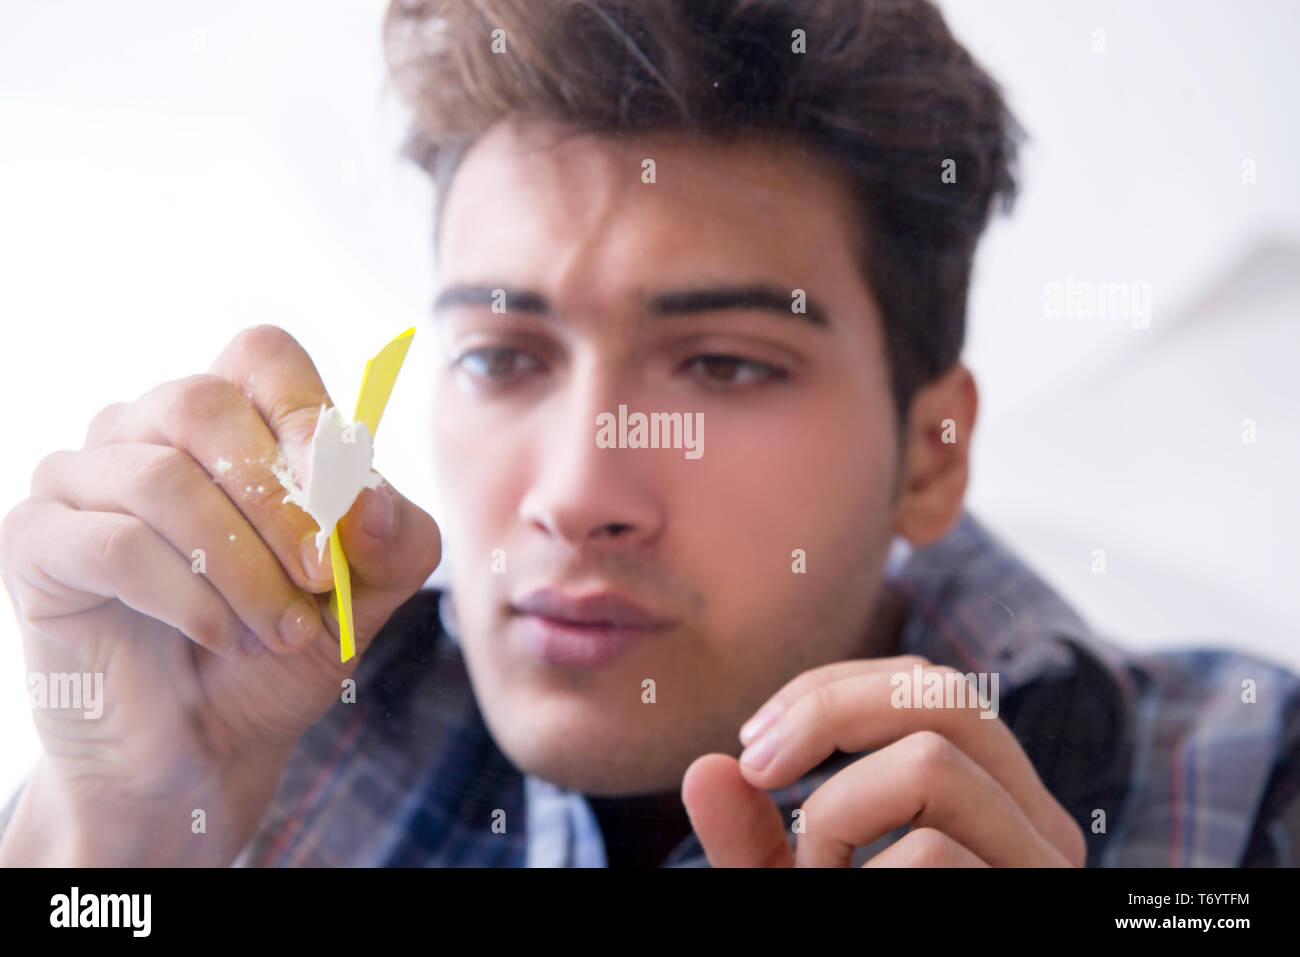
[329, 327, 416, 663]
[353, 327, 415, 438]
[329, 534, 355, 662]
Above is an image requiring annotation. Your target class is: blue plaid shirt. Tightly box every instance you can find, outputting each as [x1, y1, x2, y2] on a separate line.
[4, 510, 1298, 865]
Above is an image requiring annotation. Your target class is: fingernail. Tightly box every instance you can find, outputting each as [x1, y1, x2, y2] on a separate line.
[278, 599, 320, 649]
[740, 727, 779, 771]
[240, 629, 265, 657]
[301, 535, 328, 583]
[739, 699, 784, 745]
[361, 485, 395, 539]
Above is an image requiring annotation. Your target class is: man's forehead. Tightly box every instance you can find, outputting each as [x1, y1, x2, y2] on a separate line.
[438, 118, 863, 287]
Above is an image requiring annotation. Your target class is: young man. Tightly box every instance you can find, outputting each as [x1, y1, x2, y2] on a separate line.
[0, 0, 1296, 868]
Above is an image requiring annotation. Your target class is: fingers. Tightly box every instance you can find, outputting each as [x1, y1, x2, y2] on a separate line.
[681, 753, 792, 867]
[793, 730, 1068, 867]
[332, 479, 442, 638]
[205, 324, 338, 454]
[2, 499, 252, 661]
[862, 828, 988, 868]
[79, 372, 335, 592]
[73, 324, 440, 655]
[737, 660, 1085, 865]
[208, 326, 442, 642]
[739, 655, 932, 744]
[87, 325, 345, 590]
[82, 401, 129, 450]
[28, 443, 328, 655]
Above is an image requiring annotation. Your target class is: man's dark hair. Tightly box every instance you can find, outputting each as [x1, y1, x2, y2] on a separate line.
[383, 0, 1023, 424]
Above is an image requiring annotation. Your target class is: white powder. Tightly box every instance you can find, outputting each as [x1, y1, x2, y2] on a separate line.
[272, 406, 381, 562]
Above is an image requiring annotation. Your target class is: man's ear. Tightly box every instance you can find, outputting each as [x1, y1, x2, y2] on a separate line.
[891, 361, 979, 547]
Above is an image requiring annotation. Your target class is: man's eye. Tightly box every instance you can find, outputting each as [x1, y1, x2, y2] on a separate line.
[684, 354, 787, 387]
[455, 346, 544, 380]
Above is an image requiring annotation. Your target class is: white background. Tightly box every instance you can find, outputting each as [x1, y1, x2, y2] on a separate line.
[1, 0, 1297, 802]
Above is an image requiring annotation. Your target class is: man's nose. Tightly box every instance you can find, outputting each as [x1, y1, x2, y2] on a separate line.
[518, 371, 666, 550]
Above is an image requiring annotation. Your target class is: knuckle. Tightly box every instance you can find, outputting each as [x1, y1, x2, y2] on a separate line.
[276, 404, 323, 450]
[905, 729, 958, 773]
[83, 401, 127, 447]
[809, 682, 840, 724]
[169, 374, 242, 429]
[904, 827, 956, 866]
[174, 586, 247, 651]
[134, 445, 200, 500]
[29, 449, 74, 495]
[219, 326, 326, 438]
[96, 514, 146, 567]
[189, 607, 242, 653]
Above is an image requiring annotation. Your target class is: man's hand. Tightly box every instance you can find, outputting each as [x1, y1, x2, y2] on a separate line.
[0, 324, 441, 865]
[681, 655, 1087, 867]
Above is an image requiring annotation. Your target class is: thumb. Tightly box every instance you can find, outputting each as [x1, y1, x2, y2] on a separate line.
[682, 753, 793, 867]
[332, 476, 442, 641]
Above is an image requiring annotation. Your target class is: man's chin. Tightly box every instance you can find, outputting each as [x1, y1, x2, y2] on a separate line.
[480, 705, 693, 795]
[460, 633, 734, 793]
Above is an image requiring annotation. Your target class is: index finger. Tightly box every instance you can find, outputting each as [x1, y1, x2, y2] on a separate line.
[87, 326, 341, 591]
[207, 324, 338, 469]
[737, 665, 1086, 864]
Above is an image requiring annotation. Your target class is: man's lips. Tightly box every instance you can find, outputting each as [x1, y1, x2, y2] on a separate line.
[509, 586, 676, 670]
[511, 587, 675, 627]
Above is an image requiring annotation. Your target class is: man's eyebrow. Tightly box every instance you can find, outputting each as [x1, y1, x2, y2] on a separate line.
[431, 282, 831, 327]
[648, 284, 830, 328]
[432, 285, 551, 315]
